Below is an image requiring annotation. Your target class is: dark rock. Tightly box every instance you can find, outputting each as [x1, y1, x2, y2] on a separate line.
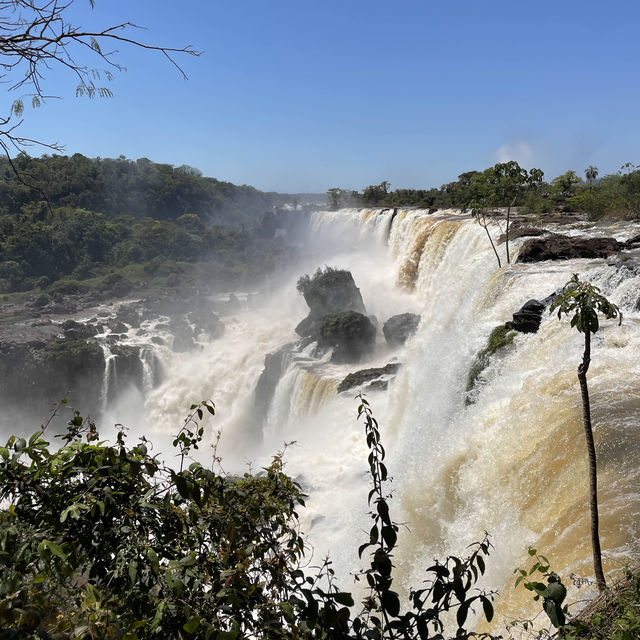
[298, 268, 366, 317]
[623, 234, 640, 249]
[382, 313, 421, 347]
[516, 234, 621, 263]
[337, 362, 401, 393]
[254, 343, 295, 415]
[498, 226, 546, 244]
[320, 311, 377, 363]
[61, 319, 99, 340]
[31, 293, 51, 308]
[151, 336, 166, 346]
[110, 344, 144, 397]
[107, 319, 129, 334]
[295, 268, 367, 339]
[510, 299, 545, 334]
[116, 303, 142, 328]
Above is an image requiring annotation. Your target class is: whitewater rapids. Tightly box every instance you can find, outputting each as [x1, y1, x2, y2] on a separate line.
[145, 208, 640, 631]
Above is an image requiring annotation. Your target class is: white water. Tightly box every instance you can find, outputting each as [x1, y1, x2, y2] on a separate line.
[143, 208, 640, 631]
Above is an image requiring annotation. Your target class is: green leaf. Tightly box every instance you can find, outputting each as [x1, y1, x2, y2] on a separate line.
[183, 616, 200, 633]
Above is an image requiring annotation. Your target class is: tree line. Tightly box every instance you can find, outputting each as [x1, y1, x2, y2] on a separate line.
[328, 162, 640, 220]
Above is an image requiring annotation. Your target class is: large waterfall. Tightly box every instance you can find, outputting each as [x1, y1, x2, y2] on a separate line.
[145, 208, 640, 630]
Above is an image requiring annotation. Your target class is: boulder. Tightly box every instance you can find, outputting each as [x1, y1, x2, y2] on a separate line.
[516, 234, 621, 263]
[295, 267, 367, 339]
[61, 319, 99, 340]
[337, 362, 401, 394]
[107, 318, 129, 334]
[382, 313, 421, 347]
[320, 311, 377, 363]
[116, 303, 142, 328]
[510, 299, 545, 334]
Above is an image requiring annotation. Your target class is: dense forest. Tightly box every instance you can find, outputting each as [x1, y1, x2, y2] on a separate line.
[0, 154, 306, 295]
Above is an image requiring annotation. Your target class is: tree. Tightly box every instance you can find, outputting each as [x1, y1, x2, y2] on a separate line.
[361, 181, 391, 206]
[550, 274, 622, 593]
[470, 162, 544, 266]
[585, 165, 598, 189]
[1, 397, 498, 639]
[0, 0, 199, 167]
[551, 170, 582, 196]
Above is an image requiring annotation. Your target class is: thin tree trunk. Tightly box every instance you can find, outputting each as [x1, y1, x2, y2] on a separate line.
[578, 330, 607, 593]
[481, 213, 502, 268]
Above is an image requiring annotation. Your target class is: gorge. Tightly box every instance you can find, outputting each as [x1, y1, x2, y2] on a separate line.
[2, 206, 640, 632]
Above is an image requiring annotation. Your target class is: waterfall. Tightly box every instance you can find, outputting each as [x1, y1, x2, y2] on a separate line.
[143, 207, 640, 629]
[99, 342, 117, 414]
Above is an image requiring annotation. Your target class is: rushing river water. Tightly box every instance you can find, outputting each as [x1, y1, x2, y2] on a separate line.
[140, 208, 640, 632]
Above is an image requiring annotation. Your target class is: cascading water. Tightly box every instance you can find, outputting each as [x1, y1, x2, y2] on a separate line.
[144, 208, 640, 631]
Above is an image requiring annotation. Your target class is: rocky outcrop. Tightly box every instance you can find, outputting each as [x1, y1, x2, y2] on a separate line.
[516, 234, 621, 263]
[61, 319, 99, 340]
[337, 362, 401, 394]
[254, 343, 295, 415]
[295, 268, 366, 339]
[382, 313, 421, 347]
[320, 311, 376, 363]
[188, 308, 225, 340]
[510, 299, 545, 334]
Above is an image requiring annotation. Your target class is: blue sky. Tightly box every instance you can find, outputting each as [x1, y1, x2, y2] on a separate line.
[12, 0, 640, 193]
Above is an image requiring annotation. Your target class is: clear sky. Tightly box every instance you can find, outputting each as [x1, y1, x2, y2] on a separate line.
[11, 0, 640, 193]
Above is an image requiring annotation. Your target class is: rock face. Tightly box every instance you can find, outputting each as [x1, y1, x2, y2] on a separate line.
[516, 234, 621, 263]
[510, 299, 545, 334]
[382, 313, 421, 347]
[254, 343, 295, 415]
[295, 268, 366, 339]
[320, 311, 377, 363]
[337, 362, 401, 393]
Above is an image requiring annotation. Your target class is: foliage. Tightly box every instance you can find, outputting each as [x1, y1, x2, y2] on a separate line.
[354, 396, 498, 640]
[0, 395, 499, 639]
[0, 154, 300, 293]
[466, 324, 516, 402]
[0, 0, 198, 160]
[550, 274, 622, 335]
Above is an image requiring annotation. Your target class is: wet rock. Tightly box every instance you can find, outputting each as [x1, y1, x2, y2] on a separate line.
[320, 311, 377, 363]
[337, 362, 401, 393]
[510, 299, 545, 334]
[516, 234, 621, 263]
[382, 313, 421, 347]
[466, 325, 516, 403]
[298, 267, 366, 317]
[110, 344, 144, 397]
[498, 226, 546, 244]
[254, 343, 295, 415]
[151, 336, 166, 346]
[295, 267, 367, 340]
[107, 319, 129, 334]
[116, 303, 142, 328]
[61, 319, 99, 340]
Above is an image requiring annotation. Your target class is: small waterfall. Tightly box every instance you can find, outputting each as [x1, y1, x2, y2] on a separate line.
[140, 346, 157, 394]
[99, 342, 117, 414]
